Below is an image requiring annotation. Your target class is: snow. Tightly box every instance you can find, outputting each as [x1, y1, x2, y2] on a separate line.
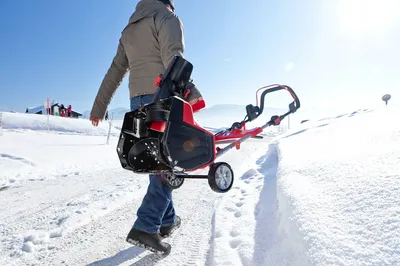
[0, 104, 399, 266]
[2, 112, 120, 135]
[274, 107, 400, 265]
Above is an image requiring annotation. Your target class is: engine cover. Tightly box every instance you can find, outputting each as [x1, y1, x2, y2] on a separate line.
[162, 97, 216, 171]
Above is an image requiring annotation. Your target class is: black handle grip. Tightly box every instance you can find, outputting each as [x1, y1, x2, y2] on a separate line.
[257, 85, 300, 117]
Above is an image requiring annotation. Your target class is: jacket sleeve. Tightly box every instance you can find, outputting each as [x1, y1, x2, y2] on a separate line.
[158, 15, 185, 69]
[158, 15, 202, 100]
[90, 39, 129, 119]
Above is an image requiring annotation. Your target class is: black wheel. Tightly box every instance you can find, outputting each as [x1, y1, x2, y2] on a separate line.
[208, 162, 234, 193]
[162, 174, 185, 190]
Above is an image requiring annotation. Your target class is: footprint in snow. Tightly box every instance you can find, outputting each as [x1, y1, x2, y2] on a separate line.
[22, 242, 35, 253]
[240, 189, 248, 196]
[234, 211, 242, 218]
[0, 186, 9, 192]
[240, 169, 259, 181]
[56, 216, 69, 226]
[215, 230, 222, 238]
[229, 239, 242, 249]
[236, 202, 244, 207]
[22, 230, 61, 253]
[230, 228, 240, 237]
[225, 206, 238, 212]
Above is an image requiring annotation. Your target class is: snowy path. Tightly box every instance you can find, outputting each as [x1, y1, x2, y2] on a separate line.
[0, 122, 274, 265]
[0, 167, 139, 264]
[0, 163, 221, 266]
[43, 177, 219, 266]
[3, 107, 398, 265]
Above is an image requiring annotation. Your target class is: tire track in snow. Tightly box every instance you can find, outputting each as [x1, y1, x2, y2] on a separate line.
[29, 177, 221, 266]
[0, 167, 124, 222]
[158, 192, 219, 266]
[0, 168, 141, 263]
[120, 178, 221, 266]
[0, 153, 36, 166]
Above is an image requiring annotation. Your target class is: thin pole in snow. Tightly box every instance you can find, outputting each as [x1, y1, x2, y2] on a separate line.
[46, 97, 50, 132]
[106, 113, 114, 145]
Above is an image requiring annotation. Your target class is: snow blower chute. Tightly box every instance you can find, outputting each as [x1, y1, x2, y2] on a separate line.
[117, 56, 300, 193]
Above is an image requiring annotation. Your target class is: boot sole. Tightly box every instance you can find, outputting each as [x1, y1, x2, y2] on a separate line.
[127, 238, 171, 256]
[160, 222, 181, 238]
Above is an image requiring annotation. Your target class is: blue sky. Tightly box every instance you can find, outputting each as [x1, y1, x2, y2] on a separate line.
[0, 0, 399, 114]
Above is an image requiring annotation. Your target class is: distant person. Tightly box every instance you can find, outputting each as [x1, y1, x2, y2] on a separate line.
[67, 105, 72, 117]
[59, 104, 65, 117]
[89, 0, 203, 254]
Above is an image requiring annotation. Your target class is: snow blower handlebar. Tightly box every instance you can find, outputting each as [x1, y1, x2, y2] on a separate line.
[244, 84, 300, 124]
[218, 84, 301, 158]
[228, 84, 300, 132]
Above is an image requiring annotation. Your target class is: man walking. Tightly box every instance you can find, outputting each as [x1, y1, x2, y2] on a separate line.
[89, 0, 202, 255]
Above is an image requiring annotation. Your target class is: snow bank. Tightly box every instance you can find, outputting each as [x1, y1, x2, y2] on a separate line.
[210, 106, 399, 266]
[274, 106, 400, 265]
[1, 112, 120, 136]
[0, 112, 125, 187]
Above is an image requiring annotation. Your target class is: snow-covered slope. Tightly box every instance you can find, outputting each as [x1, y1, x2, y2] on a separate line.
[0, 105, 399, 266]
[271, 107, 400, 265]
[2, 112, 119, 136]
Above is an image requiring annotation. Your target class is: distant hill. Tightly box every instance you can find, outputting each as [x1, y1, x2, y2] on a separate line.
[0, 105, 12, 112]
[194, 104, 286, 129]
[81, 107, 130, 120]
[81, 104, 287, 127]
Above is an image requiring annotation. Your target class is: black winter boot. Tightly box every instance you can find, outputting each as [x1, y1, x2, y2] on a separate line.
[160, 215, 181, 238]
[126, 227, 171, 255]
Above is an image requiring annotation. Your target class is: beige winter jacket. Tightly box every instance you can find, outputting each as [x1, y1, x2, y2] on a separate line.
[90, 0, 200, 119]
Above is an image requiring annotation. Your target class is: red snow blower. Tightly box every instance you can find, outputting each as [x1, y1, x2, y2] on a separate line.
[117, 56, 300, 193]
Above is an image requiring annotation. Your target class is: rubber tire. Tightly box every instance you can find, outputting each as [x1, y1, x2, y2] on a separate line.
[208, 162, 234, 193]
[162, 175, 185, 190]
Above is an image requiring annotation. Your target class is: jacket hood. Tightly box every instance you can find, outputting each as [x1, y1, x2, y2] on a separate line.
[128, 0, 169, 24]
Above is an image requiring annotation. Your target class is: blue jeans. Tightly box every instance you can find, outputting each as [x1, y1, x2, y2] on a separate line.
[130, 94, 176, 234]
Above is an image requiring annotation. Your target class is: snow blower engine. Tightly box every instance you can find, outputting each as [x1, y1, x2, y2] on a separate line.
[117, 56, 300, 193]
